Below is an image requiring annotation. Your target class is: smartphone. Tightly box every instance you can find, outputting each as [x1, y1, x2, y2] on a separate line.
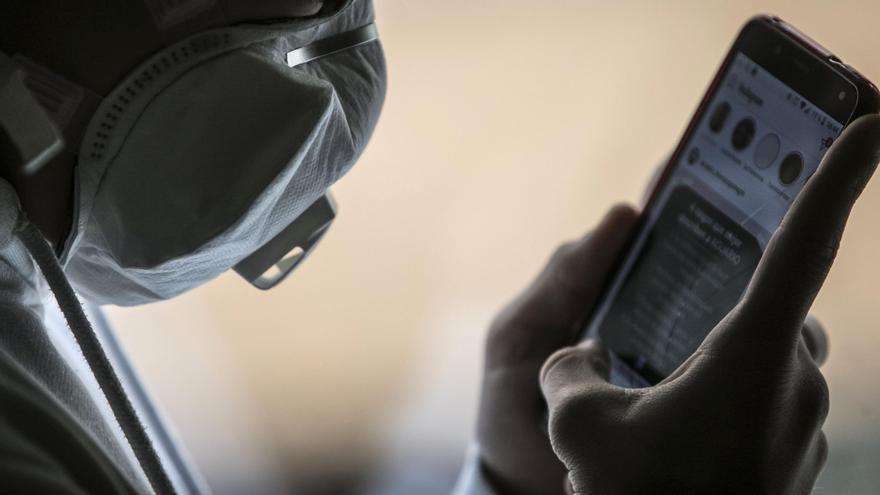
[581, 15, 880, 388]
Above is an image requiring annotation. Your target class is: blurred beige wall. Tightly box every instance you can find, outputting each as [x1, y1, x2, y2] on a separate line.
[106, 1, 880, 493]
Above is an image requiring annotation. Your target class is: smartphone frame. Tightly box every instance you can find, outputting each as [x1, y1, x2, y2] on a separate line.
[580, 15, 880, 382]
[643, 15, 878, 229]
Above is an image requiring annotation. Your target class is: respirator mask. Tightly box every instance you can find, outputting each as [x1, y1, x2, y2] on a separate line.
[5, 0, 386, 306]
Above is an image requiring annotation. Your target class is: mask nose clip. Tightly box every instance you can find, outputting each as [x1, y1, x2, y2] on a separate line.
[234, 192, 336, 290]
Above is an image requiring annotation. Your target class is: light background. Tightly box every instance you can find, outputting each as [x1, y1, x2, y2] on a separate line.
[106, 1, 880, 493]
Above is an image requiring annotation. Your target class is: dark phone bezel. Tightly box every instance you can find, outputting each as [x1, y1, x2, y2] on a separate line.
[580, 15, 880, 384]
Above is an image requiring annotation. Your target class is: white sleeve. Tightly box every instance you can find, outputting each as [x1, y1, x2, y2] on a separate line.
[0, 180, 147, 492]
[451, 444, 500, 495]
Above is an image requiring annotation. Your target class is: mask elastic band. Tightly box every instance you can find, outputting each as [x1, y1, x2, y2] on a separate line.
[0, 56, 64, 175]
[13, 55, 84, 131]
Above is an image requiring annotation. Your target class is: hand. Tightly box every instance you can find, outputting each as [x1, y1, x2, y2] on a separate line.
[540, 114, 880, 494]
[476, 204, 640, 494]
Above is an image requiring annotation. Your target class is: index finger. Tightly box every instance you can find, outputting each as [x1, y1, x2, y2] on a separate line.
[733, 114, 880, 346]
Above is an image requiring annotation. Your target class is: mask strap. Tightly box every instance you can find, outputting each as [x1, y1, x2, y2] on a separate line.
[0, 53, 64, 175]
[16, 218, 176, 495]
[235, 193, 336, 289]
[12, 56, 86, 132]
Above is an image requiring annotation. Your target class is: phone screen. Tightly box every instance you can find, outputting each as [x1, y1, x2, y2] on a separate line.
[583, 48, 850, 387]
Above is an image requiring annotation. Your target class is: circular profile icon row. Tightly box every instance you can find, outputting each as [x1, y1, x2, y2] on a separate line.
[709, 101, 802, 185]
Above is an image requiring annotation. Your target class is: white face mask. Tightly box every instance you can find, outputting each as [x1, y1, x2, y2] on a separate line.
[59, 0, 385, 306]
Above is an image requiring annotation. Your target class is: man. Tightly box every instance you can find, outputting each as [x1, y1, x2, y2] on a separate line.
[1, 1, 879, 494]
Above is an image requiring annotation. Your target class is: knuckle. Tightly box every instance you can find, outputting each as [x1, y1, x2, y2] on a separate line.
[799, 233, 842, 282]
[547, 386, 592, 435]
[544, 347, 615, 410]
[798, 365, 831, 424]
[541, 346, 581, 382]
[815, 431, 829, 468]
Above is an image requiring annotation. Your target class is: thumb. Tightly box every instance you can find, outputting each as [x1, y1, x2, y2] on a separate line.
[540, 339, 614, 410]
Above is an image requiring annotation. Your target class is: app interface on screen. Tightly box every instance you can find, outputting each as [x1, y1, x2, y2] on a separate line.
[584, 52, 844, 386]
